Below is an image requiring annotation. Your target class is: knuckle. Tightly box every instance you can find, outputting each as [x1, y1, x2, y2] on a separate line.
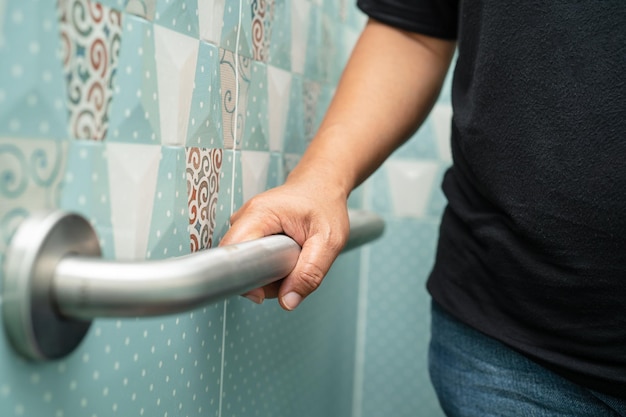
[296, 262, 326, 294]
[321, 228, 348, 253]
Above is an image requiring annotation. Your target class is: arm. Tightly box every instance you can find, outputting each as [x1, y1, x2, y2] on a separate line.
[220, 18, 456, 310]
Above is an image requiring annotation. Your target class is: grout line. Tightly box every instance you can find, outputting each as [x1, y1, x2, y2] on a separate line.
[218, 0, 244, 415]
[352, 243, 370, 417]
[218, 300, 228, 417]
[352, 182, 373, 417]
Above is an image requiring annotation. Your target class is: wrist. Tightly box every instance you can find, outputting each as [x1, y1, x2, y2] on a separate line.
[285, 156, 353, 204]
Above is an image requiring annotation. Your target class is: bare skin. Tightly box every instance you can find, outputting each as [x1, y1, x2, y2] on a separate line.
[219, 19, 456, 311]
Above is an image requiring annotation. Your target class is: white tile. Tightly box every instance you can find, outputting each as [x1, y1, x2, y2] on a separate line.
[385, 159, 439, 218]
[198, 0, 225, 44]
[125, 0, 156, 19]
[107, 143, 161, 259]
[291, 0, 311, 75]
[154, 25, 199, 146]
[267, 65, 292, 151]
[431, 103, 453, 163]
[240, 150, 270, 203]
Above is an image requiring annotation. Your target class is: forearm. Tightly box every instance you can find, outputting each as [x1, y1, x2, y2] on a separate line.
[222, 19, 456, 308]
[287, 19, 456, 197]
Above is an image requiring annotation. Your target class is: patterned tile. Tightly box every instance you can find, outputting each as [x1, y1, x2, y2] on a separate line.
[186, 147, 223, 251]
[0, 137, 66, 253]
[219, 48, 250, 149]
[59, 0, 123, 140]
[250, 0, 273, 62]
[0, 0, 448, 415]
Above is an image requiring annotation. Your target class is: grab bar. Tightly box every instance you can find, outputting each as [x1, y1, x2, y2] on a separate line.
[2, 209, 384, 361]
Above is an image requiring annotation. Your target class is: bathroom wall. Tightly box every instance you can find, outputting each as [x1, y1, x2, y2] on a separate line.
[0, 0, 449, 415]
[356, 72, 453, 416]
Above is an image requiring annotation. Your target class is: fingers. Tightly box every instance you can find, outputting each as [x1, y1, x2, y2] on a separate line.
[277, 228, 347, 311]
[219, 187, 350, 311]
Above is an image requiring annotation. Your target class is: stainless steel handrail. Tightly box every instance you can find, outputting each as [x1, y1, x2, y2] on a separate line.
[2, 209, 385, 360]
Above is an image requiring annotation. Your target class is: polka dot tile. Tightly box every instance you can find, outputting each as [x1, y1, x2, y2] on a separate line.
[146, 146, 189, 259]
[107, 14, 162, 144]
[220, 250, 361, 417]
[230, 150, 244, 212]
[361, 218, 445, 417]
[186, 42, 224, 148]
[0, 0, 449, 415]
[60, 140, 116, 258]
[267, 0, 291, 71]
[241, 61, 270, 151]
[0, 1, 68, 139]
[220, 0, 252, 58]
[154, 0, 199, 38]
[0, 305, 225, 417]
[265, 151, 285, 190]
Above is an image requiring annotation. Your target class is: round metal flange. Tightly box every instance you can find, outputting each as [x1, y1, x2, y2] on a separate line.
[2, 211, 101, 361]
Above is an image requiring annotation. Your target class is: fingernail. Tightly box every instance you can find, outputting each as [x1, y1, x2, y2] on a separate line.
[243, 294, 263, 305]
[282, 292, 302, 310]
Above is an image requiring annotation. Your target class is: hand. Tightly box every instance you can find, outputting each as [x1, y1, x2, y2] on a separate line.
[219, 179, 350, 311]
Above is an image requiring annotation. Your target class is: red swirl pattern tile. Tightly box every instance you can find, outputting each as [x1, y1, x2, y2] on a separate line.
[59, 0, 122, 140]
[251, 0, 273, 62]
[186, 147, 223, 251]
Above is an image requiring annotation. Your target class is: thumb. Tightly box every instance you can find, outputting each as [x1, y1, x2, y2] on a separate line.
[277, 232, 346, 311]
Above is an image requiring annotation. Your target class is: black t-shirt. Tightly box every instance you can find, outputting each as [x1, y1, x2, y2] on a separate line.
[358, 0, 626, 399]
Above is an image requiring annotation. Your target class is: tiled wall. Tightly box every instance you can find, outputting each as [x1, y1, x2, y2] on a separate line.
[0, 0, 449, 415]
[355, 71, 454, 417]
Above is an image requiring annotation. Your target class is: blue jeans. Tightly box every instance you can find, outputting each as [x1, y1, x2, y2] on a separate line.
[428, 302, 626, 417]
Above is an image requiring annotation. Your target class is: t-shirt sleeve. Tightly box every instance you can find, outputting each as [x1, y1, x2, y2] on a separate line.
[357, 0, 459, 39]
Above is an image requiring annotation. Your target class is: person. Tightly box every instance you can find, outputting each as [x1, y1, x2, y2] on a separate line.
[220, 1, 626, 415]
